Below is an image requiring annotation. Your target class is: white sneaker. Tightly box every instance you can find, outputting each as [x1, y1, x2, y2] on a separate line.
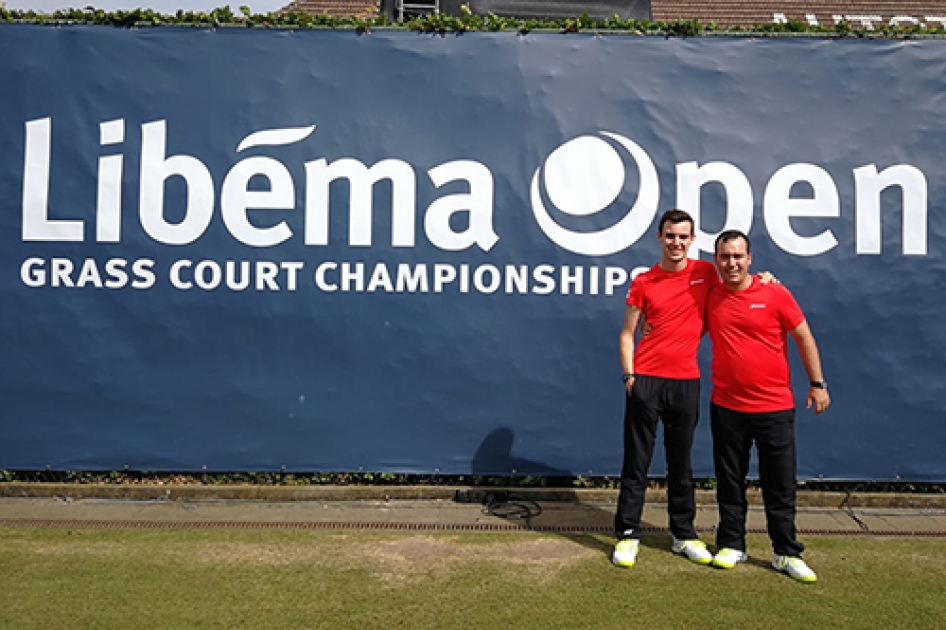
[773, 555, 818, 583]
[671, 538, 713, 565]
[612, 539, 640, 568]
[712, 547, 748, 569]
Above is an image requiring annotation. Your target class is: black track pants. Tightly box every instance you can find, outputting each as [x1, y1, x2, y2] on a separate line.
[614, 375, 701, 540]
[711, 403, 805, 557]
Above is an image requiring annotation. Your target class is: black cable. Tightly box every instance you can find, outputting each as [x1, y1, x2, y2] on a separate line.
[840, 489, 870, 532]
[481, 491, 543, 521]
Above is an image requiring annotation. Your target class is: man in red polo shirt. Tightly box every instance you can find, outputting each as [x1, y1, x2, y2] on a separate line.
[706, 229, 830, 583]
[612, 209, 718, 568]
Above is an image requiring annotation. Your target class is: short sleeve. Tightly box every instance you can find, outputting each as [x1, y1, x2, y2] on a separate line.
[626, 275, 646, 309]
[775, 285, 805, 331]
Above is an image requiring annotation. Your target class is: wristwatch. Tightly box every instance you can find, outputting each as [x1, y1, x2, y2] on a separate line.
[622, 373, 634, 384]
[810, 380, 827, 389]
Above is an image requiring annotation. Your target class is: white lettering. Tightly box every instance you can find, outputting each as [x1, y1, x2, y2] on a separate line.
[51, 258, 75, 287]
[341, 262, 365, 291]
[763, 163, 839, 256]
[890, 16, 919, 27]
[131, 259, 156, 289]
[139, 120, 214, 245]
[170, 260, 193, 289]
[97, 119, 125, 242]
[20, 257, 46, 287]
[227, 260, 251, 290]
[854, 164, 928, 255]
[532, 264, 556, 295]
[505, 265, 528, 294]
[222, 157, 295, 247]
[195, 260, 222, 290]
[605, 267, 629, 296]
[19, 257, 154, 289]
[472, 264, 501, 293]
[305, 158, 416, 247]
[433, 264, 457, 292]
[315, 262, 338, 292]
[367, 263, 395, 292]
[282, 262, 304, 291]
[425, 161, 498, 251]
[22, 118, 84, 242]
[396, 263, 428, 292]
[255, 261, 279, 291]
[677, 161, 754, 257]
[170, 259, 300, 290]
[17, 119, 933, 264]
[76, 258, 104, 288]
[846, 15, 882, 29]
[560, 266, 582, 294]
[104, 258, 129, 289]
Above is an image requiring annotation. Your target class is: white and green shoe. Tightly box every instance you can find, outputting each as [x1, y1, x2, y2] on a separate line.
[671, 538, 713, 565]
[612, 539, 640, 568]
[773, 555, 818, 583]
[712, 547, 748, 569]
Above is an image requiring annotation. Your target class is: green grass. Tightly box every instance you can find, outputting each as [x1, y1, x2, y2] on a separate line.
[1, 529, 944, 629]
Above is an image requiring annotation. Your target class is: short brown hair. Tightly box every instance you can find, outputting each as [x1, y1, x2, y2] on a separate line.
[714, 229, 751, 254]
[658, 209, 694, 236]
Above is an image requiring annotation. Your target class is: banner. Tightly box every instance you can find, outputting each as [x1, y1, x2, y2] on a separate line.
[1, 27, 944, 479]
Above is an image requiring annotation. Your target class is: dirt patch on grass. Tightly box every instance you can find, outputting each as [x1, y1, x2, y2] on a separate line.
[184, 541, 328, 566]
[349, 535, 597, 586]
[5, 532, 599, 586]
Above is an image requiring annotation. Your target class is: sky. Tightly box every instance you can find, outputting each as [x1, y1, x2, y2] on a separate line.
[3, 0, 288, 13]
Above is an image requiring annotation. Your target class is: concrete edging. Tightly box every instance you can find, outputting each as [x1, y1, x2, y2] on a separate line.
[1, 482, 944, 509]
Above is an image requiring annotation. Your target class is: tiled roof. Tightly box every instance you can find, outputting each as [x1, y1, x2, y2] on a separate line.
[281, 0, 380, 17]
[652, 1, 946, 28]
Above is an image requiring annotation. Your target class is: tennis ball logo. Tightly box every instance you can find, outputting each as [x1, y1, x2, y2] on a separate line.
[531, 132, 659, 256]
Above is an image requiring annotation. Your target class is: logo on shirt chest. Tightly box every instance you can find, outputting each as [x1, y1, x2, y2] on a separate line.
[749, 303, 767, 309]
[690, 279, 704, 285]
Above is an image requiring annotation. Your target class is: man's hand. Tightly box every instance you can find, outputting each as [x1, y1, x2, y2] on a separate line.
[807, 387, 830, 414]
[624, 376, 635, 396]
[757, 271, 780, 285]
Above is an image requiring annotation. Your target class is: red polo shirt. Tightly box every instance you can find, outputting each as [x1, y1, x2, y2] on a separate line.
[626, 259, 719, 379]
[706, 277, 806, 413]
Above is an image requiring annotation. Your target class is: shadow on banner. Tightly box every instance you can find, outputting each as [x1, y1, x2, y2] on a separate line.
[471, 427, 572, 476]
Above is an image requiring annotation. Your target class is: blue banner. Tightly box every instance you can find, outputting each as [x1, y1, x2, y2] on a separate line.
[1, 27, 944, 479]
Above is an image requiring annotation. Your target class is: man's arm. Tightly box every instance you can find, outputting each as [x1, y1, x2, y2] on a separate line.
[619, 305, 643, 395]
[789, 320, 831, 414]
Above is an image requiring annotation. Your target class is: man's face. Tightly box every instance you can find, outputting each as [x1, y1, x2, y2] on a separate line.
[659, 221, 695, 262]
[715, 237, 753, 285]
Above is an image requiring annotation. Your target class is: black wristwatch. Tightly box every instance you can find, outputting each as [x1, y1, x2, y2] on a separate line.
[810, 380, 827, 389]
[622, 373, 634, 384]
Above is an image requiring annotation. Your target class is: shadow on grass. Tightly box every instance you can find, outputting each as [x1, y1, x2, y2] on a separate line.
[557, 532, 614, 556]
[468, 427, 711, 565]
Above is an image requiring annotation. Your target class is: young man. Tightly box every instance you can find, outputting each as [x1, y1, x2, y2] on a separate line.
[612, 209, 718, 568]
[705, 230, 830, 583]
